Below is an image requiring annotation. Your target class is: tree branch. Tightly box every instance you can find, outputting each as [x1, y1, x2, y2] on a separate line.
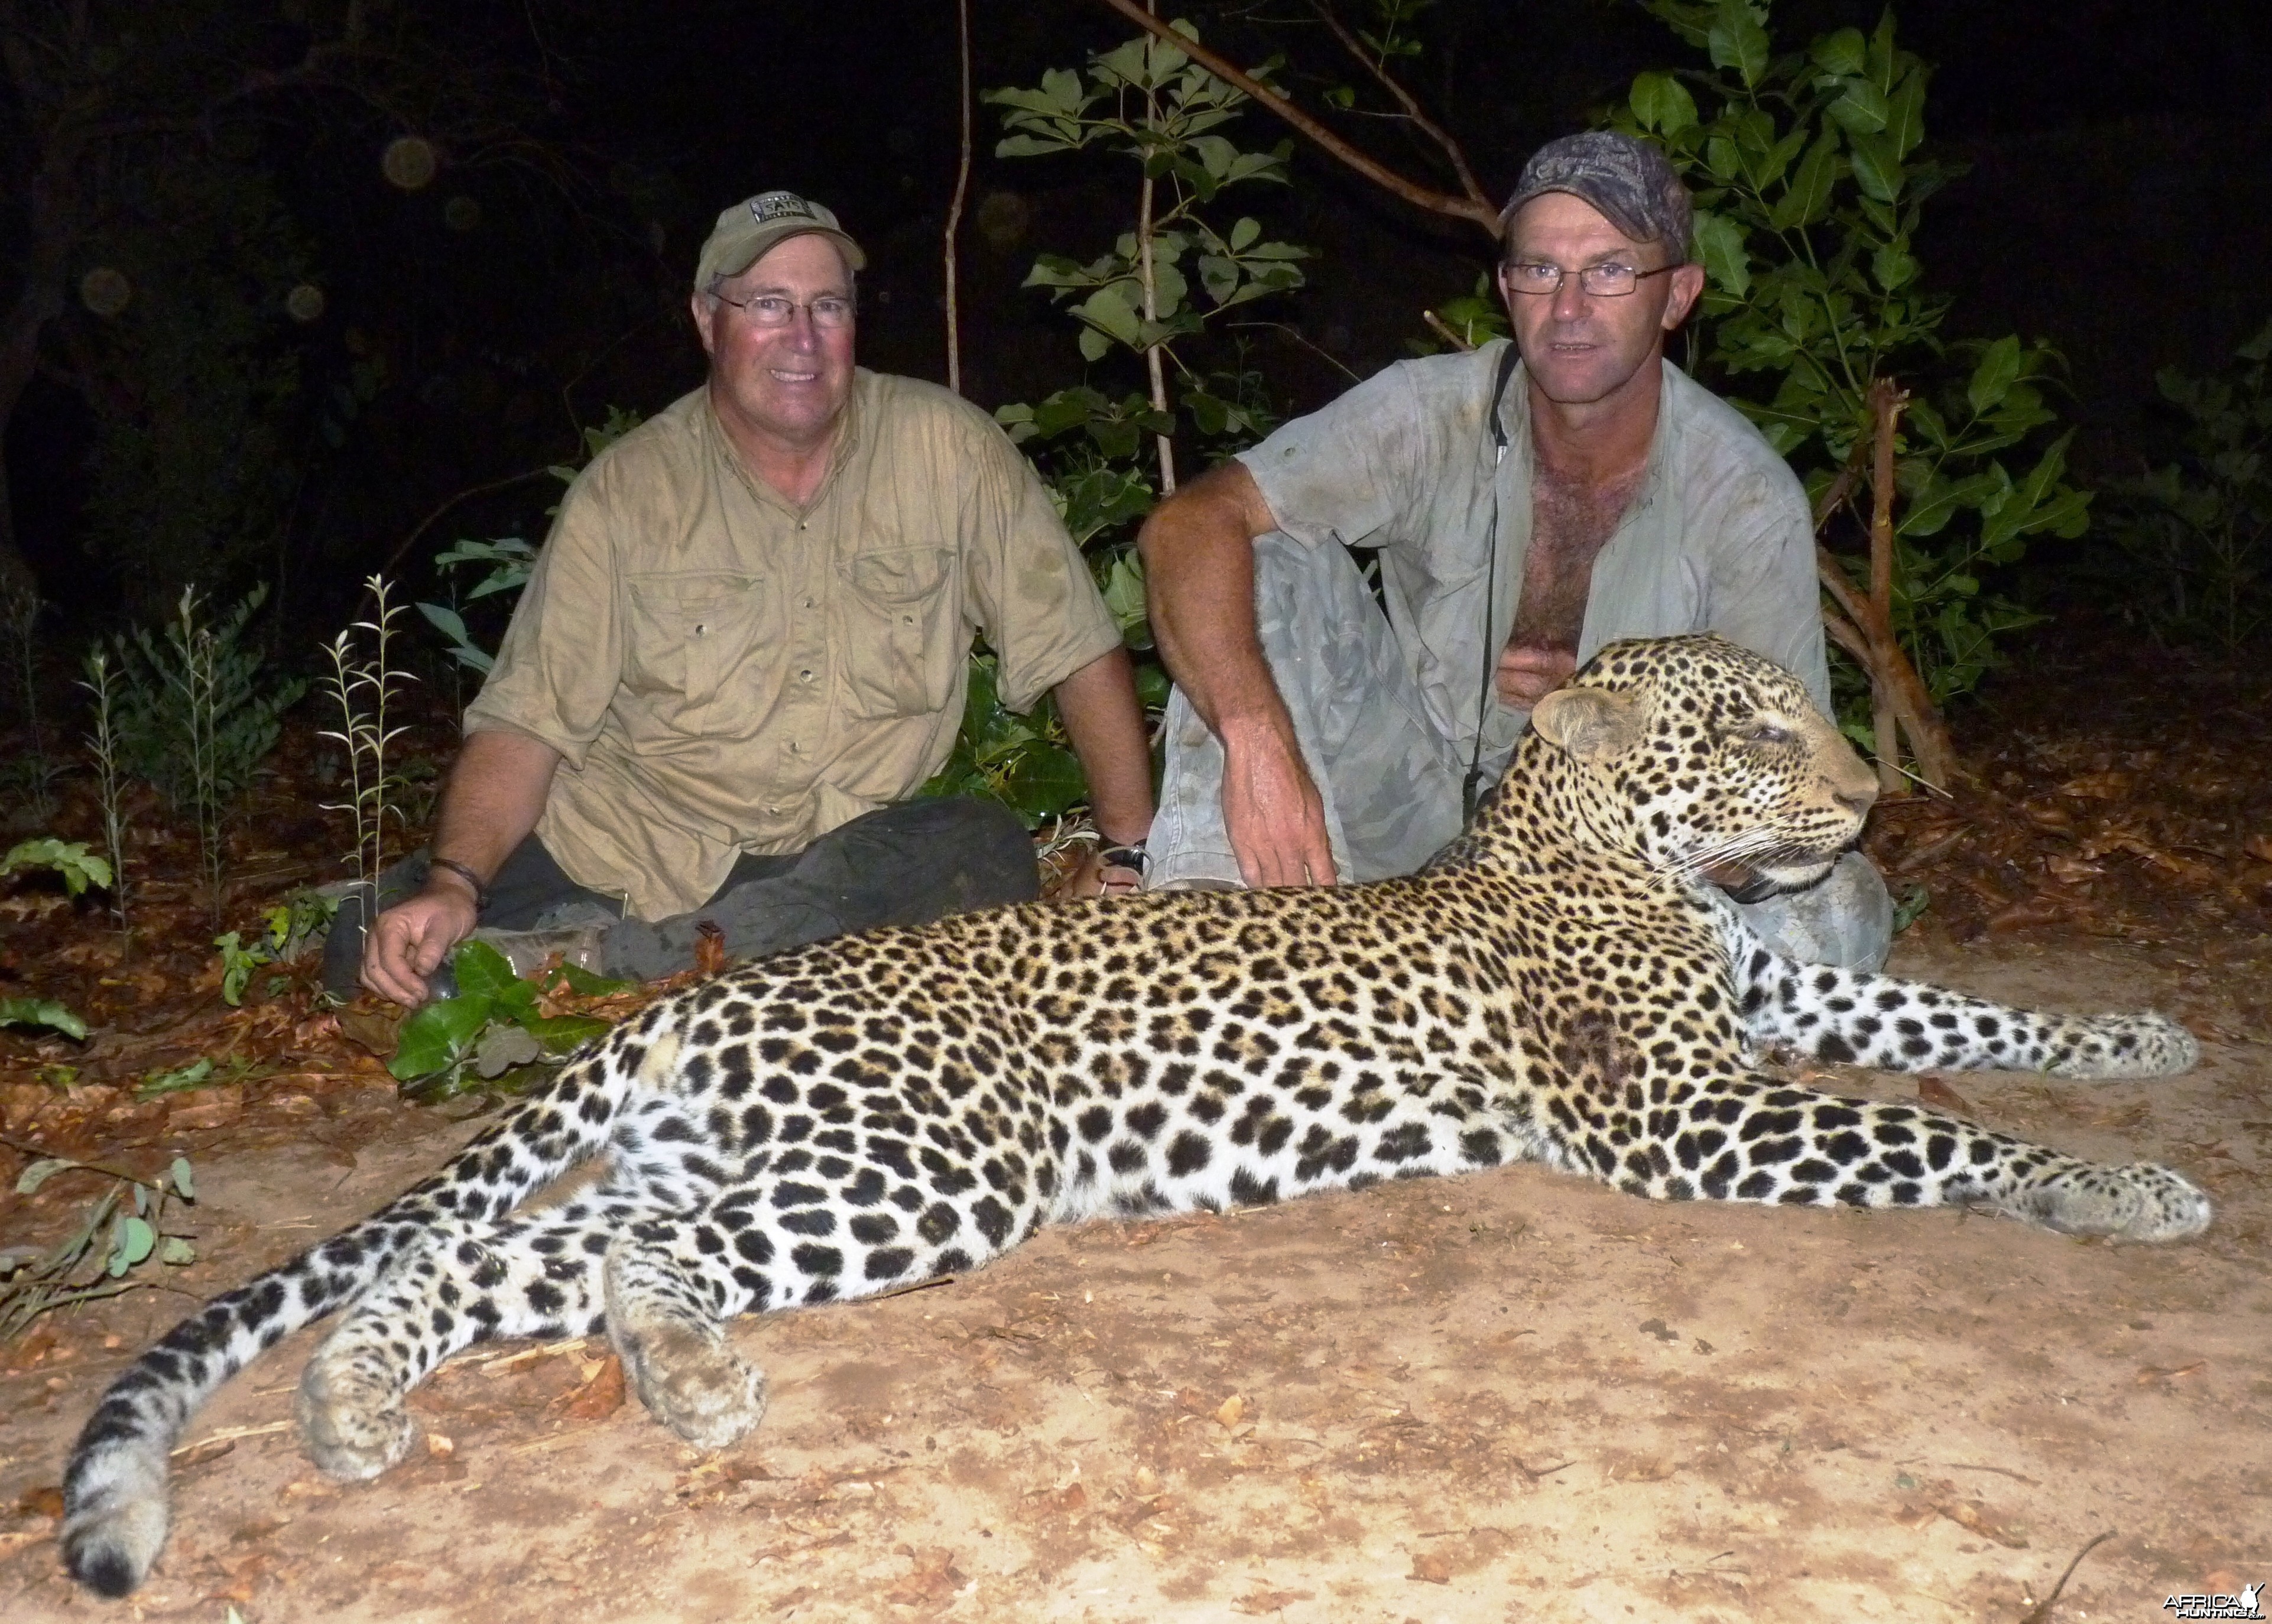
[1092, 0, 1499, 238]
[1307, 1, 1490, 210]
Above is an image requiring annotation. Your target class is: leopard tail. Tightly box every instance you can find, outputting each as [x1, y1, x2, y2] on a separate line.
[59, 1019, 681, 1597]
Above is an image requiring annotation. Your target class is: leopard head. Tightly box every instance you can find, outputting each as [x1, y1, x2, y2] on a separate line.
[1489, 634, 1877, 898]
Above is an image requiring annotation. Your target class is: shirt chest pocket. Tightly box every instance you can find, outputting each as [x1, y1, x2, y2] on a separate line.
[839, 547, 965, 720]
[623, 573, 774, 710]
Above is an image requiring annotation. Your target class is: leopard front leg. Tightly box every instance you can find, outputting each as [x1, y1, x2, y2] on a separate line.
[1612, 1075, 2210, 1242]
[1728, 941, 2199, 1079]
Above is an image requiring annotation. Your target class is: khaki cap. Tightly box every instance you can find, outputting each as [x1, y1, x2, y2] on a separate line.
[694, 191, 867, 289]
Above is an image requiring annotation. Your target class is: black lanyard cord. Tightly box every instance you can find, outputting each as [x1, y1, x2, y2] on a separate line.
[1461, 340, 1524, 824]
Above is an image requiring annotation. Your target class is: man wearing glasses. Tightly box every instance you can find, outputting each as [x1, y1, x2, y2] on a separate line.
[1138, 132, 1889, 968]
[350, 191, 1154, 1006]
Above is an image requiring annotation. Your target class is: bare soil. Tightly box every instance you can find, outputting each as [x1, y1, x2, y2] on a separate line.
[0, 929, 2267, 1624]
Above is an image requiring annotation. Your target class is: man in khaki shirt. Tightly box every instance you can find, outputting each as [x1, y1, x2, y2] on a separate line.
[354, 191, 1154, 1006]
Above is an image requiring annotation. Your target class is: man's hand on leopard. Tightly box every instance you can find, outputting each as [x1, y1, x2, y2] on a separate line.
[1495, 642, 1578, 710]
[1222, 723, 1337, 888]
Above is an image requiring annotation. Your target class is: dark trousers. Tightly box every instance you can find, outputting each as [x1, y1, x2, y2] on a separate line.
[372, 797, 1038, 982]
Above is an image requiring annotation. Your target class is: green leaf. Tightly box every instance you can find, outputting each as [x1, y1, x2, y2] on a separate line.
[138, 1057, 216, 1098]
[1871, 241, 1917, 291]
[1897, 470, 2002, 539]
[1073, 282, 1143, 350]
[1867, 7, 1899, 91]
[1101, 551, 1149, 635]
[1809, 26, 1868, 77]
[450, 939, 523, 1002]
[1827, 76, 1889, 137]
[1771, 134, 1844, 230]
[1884, 66, 1927, 159]
[995, 133, 1076, 160]
[1630, 70, 1699, 135]
[109, 1215, 155, 1276]
[0, 998, 88, 1040]
[2, 839, 112, 897]
[1001, 741, 1088, 821]
[1845, 129, 1903, 203]
[1707, 0, 1771, 87]
[16, 1157, 79, 1195]
[543, 962, 631, 999]
[171, 1156, 196, 1199]
[160, 1236, 197, 1266]
[1966, 336, 2025, 417]
[1228, 215, 1261, 251]
[387, 993, 495, 1081]
[1692, 212, 1751, 298]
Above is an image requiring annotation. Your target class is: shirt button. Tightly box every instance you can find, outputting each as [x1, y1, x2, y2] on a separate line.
[798, 668, 814, 682]
[803, 597, 815, 609]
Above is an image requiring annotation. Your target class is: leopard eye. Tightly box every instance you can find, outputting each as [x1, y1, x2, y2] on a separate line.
[1739, 720, 1796, 746]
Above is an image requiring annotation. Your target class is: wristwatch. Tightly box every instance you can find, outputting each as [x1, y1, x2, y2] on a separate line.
[1096, 840, 1148, 878]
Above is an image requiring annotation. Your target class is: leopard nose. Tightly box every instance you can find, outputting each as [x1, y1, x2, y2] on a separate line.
[1835, 782, 1877, 817]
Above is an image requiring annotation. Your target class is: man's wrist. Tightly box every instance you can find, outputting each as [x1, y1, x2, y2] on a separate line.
[424, 856, 489, 911]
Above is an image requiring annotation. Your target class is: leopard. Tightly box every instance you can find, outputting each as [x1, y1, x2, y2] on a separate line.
[59, 633, 2209, 1599]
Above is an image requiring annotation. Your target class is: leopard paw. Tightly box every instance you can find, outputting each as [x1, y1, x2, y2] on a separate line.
[615, 1321, 768, 1451]
[295, 1353, 418, 1480]
[2011, 1162, 2212, 1242]
[2046, 1011, 2200, 1080]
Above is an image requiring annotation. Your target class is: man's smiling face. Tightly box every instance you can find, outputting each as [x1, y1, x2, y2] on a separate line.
[693, 232, 856, 453]
[1496, 191, 1701, 411]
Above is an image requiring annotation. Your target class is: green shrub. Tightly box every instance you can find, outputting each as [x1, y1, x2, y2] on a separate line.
[1615, 0, 2091, 717]
[2100, 316, 2272, 654]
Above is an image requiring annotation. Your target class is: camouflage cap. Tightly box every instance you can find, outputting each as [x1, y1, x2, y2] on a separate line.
[694, 190, 867, 290]
[1499, 132, 1693, 257]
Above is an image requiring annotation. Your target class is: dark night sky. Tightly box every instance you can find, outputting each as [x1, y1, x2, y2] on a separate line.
[564, 0, 2272, 419]
[7, 0, 2268, 605]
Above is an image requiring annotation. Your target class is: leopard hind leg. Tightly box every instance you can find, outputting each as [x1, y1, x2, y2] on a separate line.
[604, 1216, 770, 1451]
[296, 1204, 622, 1479]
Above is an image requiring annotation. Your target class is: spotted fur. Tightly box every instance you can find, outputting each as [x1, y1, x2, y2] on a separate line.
[60, 634, 2208, 1597]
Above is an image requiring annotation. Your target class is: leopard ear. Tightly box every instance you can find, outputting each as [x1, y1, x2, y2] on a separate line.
[1530, 686, 1641, 760]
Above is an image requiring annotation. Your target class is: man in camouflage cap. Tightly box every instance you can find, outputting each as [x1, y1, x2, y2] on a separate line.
[349, 190, 1156, 1006]
[1137, 131, 1891, 970]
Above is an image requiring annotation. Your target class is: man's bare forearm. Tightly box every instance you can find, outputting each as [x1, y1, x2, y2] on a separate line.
[1137, 461, 1296, 746]
[424, 727, 564, 894]
[1051, 647, 1154, 846]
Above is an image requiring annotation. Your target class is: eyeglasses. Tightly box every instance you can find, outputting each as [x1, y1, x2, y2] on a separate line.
[711, 291, 856, 329]
[1503, 261, 1681, 298]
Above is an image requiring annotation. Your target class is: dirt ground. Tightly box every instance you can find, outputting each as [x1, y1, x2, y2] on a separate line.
[1, 928, 2267, 1624]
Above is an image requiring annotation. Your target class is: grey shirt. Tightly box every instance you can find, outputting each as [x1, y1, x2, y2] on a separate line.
[1236, 340, 1830, 765]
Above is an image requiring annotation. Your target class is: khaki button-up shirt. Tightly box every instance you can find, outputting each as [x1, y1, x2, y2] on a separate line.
[463, 371, 1121, 920]
[1239, 342, 1829, 769]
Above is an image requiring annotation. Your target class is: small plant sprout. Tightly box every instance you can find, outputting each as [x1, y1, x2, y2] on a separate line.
[320, 575, 417, 895]
[1, 1151, 198, 1344]
[168, 589, 228, 921]
[109, 583, 304, 925]
[81, 648, 132, 940]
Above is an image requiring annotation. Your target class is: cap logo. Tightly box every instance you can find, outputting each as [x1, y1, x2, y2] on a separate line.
[749, 191, 815, 224]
